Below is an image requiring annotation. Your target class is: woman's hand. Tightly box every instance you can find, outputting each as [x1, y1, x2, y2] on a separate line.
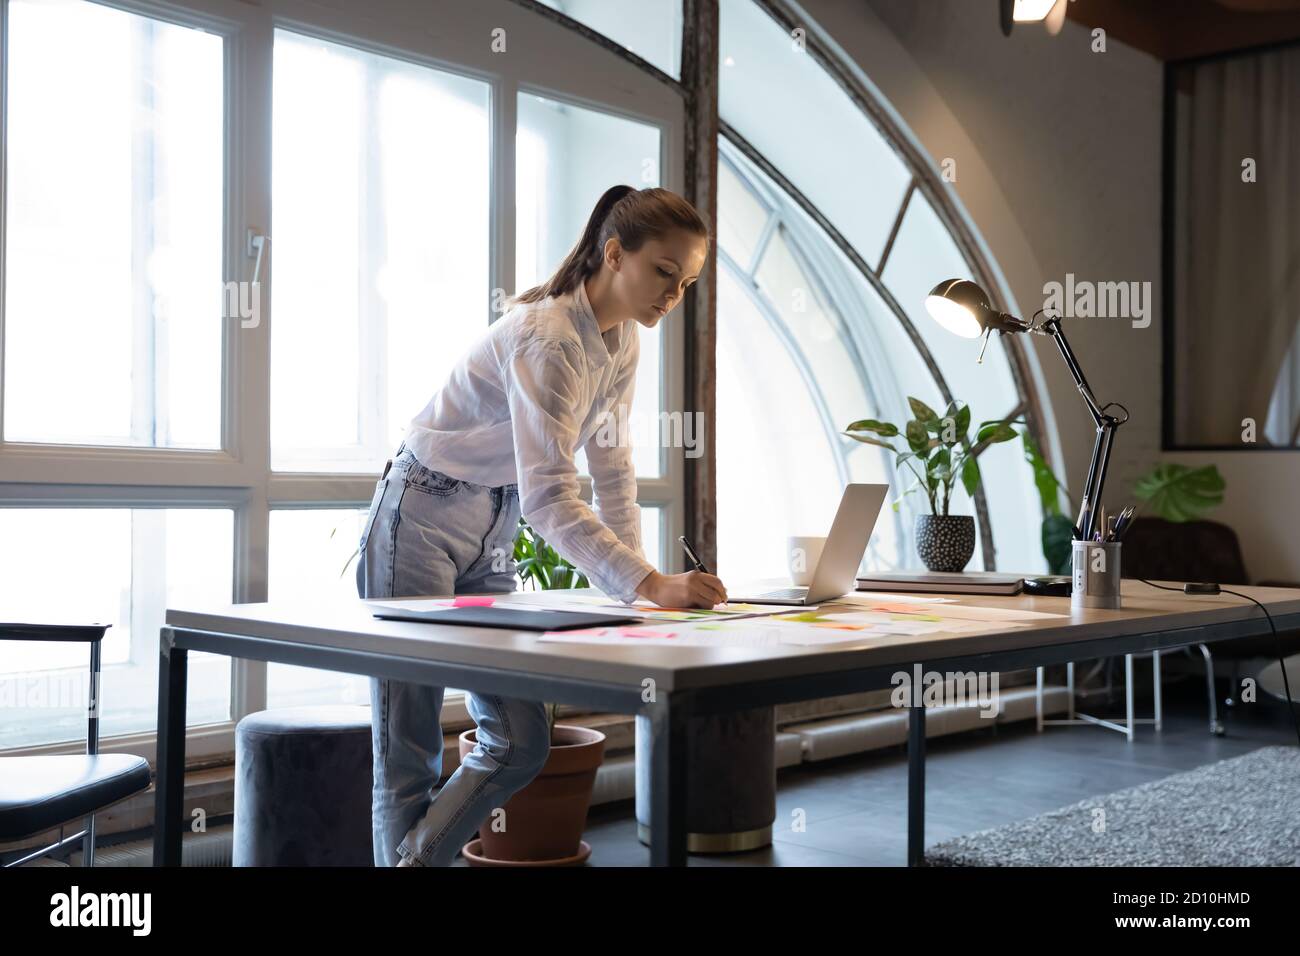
[634, 570, 728, 609]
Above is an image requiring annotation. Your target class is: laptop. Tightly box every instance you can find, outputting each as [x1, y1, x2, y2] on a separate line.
[730, 483, 889, 605]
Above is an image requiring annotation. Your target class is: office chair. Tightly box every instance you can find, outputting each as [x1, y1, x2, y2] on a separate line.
[0, 623, 152, 867]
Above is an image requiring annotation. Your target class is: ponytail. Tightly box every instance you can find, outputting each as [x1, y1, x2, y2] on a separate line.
[510, 185, 710, 307]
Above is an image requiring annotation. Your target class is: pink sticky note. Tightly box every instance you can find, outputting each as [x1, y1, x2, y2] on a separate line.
[453, 596, 495, 607]
[619, 626, 675, 639]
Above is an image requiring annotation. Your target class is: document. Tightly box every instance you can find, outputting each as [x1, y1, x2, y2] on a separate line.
[536, 623, 791, 648]
[831, 592, 956, 606]
[888, 603, 1067, 622]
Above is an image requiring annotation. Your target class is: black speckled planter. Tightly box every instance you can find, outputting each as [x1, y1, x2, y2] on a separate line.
[915, 514, 975, 572]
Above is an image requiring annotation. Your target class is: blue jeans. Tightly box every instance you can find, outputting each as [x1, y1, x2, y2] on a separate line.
[355, 441, 549, 867]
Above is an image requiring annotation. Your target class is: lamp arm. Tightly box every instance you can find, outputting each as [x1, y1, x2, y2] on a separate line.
[1026, 316, 1124, 541]
[1036, 317, 1106, 425]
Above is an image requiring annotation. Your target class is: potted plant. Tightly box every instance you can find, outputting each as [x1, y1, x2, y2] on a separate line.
[457, 516, 605, 866]
[844, 397, 1018, 571]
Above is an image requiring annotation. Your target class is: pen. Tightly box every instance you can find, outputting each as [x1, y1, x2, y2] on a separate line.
[678, 535, 709, 574]
[1076, 495, 1091, 542]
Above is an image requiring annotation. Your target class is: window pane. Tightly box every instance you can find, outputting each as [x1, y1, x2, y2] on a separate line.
[266, 509, 372, 708]
[536, 0, 682, 78]
[3, 0, 223, 448]
[271, 30, 491, 473]
[717, 144, 909, 576]
[882, 191, 1041, 572]
[716, 268, 846, 581]
[754, 227, 872, 433]
[717, 157, 769, 271]
[640, 505, 662, 571]
[719, 0, 911, 266]
[0, 508, 233, 750]
[516, 92, 664, 478]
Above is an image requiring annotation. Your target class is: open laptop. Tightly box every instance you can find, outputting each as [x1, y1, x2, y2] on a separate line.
[730, 483, 889, 605]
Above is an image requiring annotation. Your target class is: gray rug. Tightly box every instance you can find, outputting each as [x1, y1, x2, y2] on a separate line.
[925, 746, 1300, 866]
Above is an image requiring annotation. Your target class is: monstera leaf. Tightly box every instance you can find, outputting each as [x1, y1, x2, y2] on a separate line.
[1133, 464, 1225, 523]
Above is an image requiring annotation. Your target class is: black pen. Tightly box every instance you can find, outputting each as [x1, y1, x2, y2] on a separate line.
[678, 535, 709, 574]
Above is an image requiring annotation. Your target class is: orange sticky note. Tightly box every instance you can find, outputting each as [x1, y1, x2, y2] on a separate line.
[870, 602, 936, 614]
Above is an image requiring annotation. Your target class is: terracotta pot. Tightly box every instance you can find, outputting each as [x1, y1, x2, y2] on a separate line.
[457, 723, 605, 864]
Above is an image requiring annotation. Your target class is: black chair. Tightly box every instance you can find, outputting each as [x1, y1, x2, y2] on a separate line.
[0, 622, 152, 867]
[1121, 517, 1300, 731]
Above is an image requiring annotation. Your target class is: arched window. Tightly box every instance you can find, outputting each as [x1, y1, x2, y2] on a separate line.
[716, 0, 1048, 578]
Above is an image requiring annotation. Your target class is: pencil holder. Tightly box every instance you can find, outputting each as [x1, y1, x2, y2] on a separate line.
[1071, 540, 1122, 610]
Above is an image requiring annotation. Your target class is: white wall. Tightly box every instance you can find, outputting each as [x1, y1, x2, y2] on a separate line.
[793, 0, 1300, 582]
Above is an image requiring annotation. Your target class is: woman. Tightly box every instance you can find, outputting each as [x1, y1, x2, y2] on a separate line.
[355, 184, 728, 867]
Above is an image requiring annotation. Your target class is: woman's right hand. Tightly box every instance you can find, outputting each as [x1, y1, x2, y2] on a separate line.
[635, 570, 728, 609]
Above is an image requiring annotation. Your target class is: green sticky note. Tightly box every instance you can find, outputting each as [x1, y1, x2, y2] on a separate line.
[776, 611, 828, 623]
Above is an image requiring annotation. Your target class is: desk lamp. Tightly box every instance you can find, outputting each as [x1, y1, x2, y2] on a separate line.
[923, 278, 1129, 543]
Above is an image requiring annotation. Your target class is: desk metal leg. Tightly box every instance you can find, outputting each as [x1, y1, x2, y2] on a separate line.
[908, 701, 926, 867]
[1124, 654, 1135, 741]
[1035, 667, 1043, 732]
[85, 638, 101, 867]
[648, 693, 689, 867]
[1152, 649, 1162, 732]
[153, 631, 188, 867]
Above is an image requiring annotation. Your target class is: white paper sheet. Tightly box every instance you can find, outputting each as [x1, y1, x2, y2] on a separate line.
[535, 624, 792, 648]
[832, 592, 956, 605]
[890, 603, 1067, 622]
[590, 600, 811, 619]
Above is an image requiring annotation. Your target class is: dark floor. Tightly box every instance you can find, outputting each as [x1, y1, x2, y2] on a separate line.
[512, 676, 1300, 867]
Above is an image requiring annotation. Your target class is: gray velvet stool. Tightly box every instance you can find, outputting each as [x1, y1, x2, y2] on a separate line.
[233, 705, 373, 867]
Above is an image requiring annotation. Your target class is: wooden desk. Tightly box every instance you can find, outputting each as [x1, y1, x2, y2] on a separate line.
[153, 581, 1300, 866]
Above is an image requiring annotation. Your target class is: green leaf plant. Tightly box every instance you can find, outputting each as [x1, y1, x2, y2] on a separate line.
[1019, 429, 1074, 575]
[844, 397, 1019, 518]
[1132, 463, 1225, 523]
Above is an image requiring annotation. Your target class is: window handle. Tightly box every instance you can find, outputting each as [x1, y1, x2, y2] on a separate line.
[244, 229, 270, 329]
[247, 228, 270, 284]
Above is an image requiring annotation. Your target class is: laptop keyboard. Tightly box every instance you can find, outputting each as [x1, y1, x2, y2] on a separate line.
[759, 587, 809, 600]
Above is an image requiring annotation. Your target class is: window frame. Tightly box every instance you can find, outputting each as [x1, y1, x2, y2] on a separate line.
[0, 0, 687, 760]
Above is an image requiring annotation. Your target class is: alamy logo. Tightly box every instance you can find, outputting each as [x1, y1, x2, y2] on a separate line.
[223, 280, 261, 329]
[1042, 273, 1151, 328]
[591, 404, 704, 459]
[49, 886, 151, 936]
[890, 664, 1001, 718]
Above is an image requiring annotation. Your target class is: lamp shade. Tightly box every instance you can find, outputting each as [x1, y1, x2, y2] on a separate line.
[924, 279, 993, 338]
[1013, 0, 1058, 21]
